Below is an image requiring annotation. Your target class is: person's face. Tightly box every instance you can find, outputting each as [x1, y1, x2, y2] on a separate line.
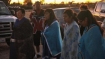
[44, 12, 50, 21]
[63, 13, 71, 23]
[35, 3, 41, 10]
[16, 10, 24, 19]
[78, 18, 88, 27]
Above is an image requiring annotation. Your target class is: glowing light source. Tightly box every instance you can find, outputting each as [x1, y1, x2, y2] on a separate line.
[10, 0, 102, 4]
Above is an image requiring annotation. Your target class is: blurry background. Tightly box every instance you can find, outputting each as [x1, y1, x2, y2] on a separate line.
[0, 0, 104, 10]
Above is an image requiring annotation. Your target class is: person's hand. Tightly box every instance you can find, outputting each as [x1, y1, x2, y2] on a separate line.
[31, 11, 36, 15]
[10, 38, 15, 42]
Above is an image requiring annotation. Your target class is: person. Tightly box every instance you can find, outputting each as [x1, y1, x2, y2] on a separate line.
[41, 9, 62, 59]
[77, 10, 105, 59]
[9, 8, 35, 59]
[79, 4, 89, 11]
[29, 1, 44, 58]
[61, 9, 81, 59]
[79, 4, 89, 36]
[101, 19, 105, 39]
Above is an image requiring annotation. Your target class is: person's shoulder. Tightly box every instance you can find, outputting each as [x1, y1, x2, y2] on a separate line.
[73, 21, 79, 27]
[23, 17, 28, 20]
[52, 20, 59, 25]
[16, 19, 18, 21]
[23, 17, 30, 22]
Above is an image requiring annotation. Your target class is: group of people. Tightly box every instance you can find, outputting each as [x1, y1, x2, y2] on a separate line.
[9, 1, 105, 59]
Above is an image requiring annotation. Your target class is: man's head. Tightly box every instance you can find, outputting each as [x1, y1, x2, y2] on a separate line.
[16, 8, 25, 20]
[34, 1, 41, 10]
[80, 4, 88, 11]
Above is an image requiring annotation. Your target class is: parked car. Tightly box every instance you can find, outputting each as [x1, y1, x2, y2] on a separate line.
[91, 1, 105, 22]
[0, 1, 17, 46]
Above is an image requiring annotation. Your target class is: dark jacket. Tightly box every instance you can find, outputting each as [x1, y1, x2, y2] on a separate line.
[10, 17, 35, 59]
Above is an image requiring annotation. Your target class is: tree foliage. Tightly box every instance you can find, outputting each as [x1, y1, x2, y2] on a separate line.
[24, 0, 31, 4]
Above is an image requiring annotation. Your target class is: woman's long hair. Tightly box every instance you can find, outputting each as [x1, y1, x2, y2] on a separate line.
[77, 10, 103, 35]
[63, 9, 78, 23]
[44, 9, 57, 26]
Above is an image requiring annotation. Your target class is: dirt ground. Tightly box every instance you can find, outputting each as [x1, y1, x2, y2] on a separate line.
[0, 43, 9, 59]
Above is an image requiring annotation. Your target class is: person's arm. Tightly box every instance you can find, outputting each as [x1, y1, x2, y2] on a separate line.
[85, 26, 105, 59]
[68, 25, 80, 58]
[29, 11, 36, 22]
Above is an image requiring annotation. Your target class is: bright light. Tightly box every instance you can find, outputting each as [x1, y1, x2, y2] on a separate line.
[10, 0, 24, 4]
[31, 0, 40, 4]
[10, 0, 102, 4]
[73, 0, 101, 3]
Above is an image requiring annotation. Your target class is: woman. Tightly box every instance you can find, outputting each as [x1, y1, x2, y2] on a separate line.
[61, 9, 81, 59]
[77, 10, 105, 59]
[9, 8, 35, 59]
[41, 9, 62, 59]
[79, 4, 89, 36]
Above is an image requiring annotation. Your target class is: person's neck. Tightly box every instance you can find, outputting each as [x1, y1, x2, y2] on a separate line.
[67, 20, 73, 25]
[18, 17, 24, 20]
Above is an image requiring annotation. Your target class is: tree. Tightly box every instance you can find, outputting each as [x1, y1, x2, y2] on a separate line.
[27, 2, 32, 6]
[0, 0, 11, 5]
[40, 0, 44, 4]
[24, 0, 31, 5]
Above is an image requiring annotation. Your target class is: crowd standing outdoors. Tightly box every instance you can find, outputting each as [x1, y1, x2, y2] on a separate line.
[9, 1, 105, 59]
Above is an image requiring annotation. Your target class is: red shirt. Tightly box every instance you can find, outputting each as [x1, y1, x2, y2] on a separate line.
[29, 9, 44, 33]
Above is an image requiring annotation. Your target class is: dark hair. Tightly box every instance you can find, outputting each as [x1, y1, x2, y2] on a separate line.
[77, 10, 103, 34]
[17, 8, 25, 14]
[80, 4, 88, 10]
[63, 9, 78, 23]
[44, 9, 57, 26]
[35, 1, 41, 4]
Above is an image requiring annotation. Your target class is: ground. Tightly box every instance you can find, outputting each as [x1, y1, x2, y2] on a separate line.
[0, 43, 9, 59]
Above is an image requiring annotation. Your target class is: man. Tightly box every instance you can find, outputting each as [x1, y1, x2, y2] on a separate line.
[10, 8, 35, 59]
[29, 1, 44, 58]
[80, 4, 89, 11]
